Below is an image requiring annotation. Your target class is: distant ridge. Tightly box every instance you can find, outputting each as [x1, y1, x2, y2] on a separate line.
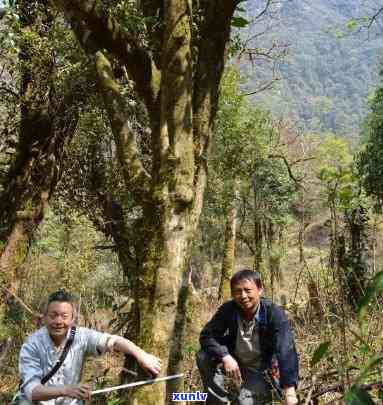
[241, 0, 382, 137]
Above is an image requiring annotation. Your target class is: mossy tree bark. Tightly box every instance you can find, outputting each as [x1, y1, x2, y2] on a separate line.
[53, 0, 240, 403]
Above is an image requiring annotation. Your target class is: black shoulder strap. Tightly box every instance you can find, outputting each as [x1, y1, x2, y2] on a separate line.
[41, 326, 76, 385]
[267, 302, 274, 325]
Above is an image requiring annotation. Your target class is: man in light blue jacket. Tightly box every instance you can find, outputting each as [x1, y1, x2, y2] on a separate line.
[16, 289, 161, 404]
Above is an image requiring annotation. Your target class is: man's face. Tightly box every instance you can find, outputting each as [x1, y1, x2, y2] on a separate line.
[45, 301, 74, 343]
[231, 278, 263, 313]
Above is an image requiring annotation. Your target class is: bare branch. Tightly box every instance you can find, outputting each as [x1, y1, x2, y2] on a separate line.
[268, 153, 303, 189]
[290, 156, 316, 166]
[368, 5, 383, 28]
[253, 0, 272, 21]
[242, 77, 280, 96]
[244, 41, 288, 61]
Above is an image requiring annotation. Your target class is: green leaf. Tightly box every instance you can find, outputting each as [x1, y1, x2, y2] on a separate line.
[355, 354, 383, 384]
[346, 19, 359, 31]
[345, 386, 375, 405]
[358, 271, 383, 320]
[339, 186, 353, 205]
[310, 341, 330, 368]
[231, 16, 249, 28]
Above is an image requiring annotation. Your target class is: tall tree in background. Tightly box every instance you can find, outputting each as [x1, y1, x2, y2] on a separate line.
[358, 66, 383, 204]
[206, 69, 296, 299]
[213, 69, 272, 300]
[0, 1, 86, 302]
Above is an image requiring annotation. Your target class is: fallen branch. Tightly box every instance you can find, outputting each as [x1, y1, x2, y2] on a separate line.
[1, 287, 42, 321]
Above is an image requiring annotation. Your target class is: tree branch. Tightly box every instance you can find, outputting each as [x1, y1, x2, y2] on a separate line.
[53, 0, 160, 111]
[268, 153, 302, 189]
[1, 287, 42, 319]
[368, 5, 383, 28]
[242, 77, 280, 96]
[94, 50, 151, 201]
[253, 0, 273, 21]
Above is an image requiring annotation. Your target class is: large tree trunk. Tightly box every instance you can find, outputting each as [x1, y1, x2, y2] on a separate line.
[54, 1, 239, 403]
[127, 201, 203, 404]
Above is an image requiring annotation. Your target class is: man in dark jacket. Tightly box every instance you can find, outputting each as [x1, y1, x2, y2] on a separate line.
[197, 269, 298, 405]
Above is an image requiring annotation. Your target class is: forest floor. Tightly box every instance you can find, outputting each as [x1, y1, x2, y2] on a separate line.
[1, 220, 382, 404]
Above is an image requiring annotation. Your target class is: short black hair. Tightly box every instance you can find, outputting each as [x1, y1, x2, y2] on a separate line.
[45, 289, 76, 314]
[48, 289, 74, 305]
[230, 269, 263, 290]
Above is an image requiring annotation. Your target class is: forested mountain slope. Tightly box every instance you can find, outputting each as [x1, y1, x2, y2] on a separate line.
[243, 0, 382, 137]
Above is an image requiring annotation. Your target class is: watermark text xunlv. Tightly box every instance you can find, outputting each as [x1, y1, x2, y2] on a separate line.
[172, 391, 207, 401]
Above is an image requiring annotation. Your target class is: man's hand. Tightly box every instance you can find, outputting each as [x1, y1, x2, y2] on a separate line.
[285, 394, 298, 405]
[112, 336, 162, 376]
[137, 352, 162, 376]
[222, 355, 242, 385]
[283, 386, 298, 405]
[62, 384, 91, 399]
[32, 383, 91, 401]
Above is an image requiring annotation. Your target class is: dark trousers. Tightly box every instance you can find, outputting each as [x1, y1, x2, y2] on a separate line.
[196, 350, 272, 405]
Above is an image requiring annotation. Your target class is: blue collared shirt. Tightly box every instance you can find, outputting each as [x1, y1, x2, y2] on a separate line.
[18, 326, 112, 404]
